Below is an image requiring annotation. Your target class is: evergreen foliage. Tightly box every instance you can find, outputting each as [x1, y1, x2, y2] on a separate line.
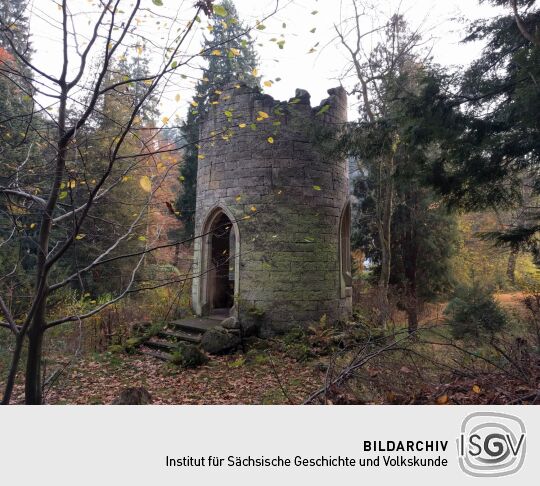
[343, 21, 459, 330]
[0, 0, 42, 316]
[418, 1, 540, 253]
[175, 0, 259, 238]
[445, 283, 509, 339]
[0, 0, 31, 53]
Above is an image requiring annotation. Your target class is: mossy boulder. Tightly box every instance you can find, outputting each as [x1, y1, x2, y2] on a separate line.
[112, 387, 153, 405]
[169, 343, 208, 369]
[221, 316, 240, 330]
[125, 337, 145, 354]
[200, 326, 241, 355]
[107, 344, 125, 354]
[126, 337, 143, 347]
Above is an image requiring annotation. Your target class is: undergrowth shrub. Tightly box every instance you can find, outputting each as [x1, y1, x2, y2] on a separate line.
[444, 284, 508, 339]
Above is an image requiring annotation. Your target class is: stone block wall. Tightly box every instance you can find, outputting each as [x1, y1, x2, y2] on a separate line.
[192, 82, 352, 335]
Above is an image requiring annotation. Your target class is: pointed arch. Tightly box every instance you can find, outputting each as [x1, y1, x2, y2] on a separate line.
[339, 200, 352, 298]
[196, 205, 240, 317]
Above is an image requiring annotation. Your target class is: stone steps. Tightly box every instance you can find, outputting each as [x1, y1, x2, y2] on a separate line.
[139, 316, 220, 361]
[168, 317, 218, 334]
[144, 338, 177, 352]
[157, 329, 202, 344]
[139, 347, 171, 361]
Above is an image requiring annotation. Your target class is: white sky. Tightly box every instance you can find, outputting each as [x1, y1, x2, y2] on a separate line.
[26, 0, 502, 123]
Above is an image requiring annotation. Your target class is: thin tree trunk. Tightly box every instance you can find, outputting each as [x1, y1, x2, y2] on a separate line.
[376, 155, 394, 328]
[1, 334, 25, 405]
[25, 332, 44, 404]
[507, 247, 518, 285]
[22, 78, 69, 404]
[511, 0, 540, 47]
[377, 252, 391, 327]
[407, 294, 419, 334]
[25, 295, 46, 405]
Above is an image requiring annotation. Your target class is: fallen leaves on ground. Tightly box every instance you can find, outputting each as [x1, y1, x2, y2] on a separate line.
[322, 360, 539, 405]
[3, 334, 538, 405]
[6, 350, 322, 405]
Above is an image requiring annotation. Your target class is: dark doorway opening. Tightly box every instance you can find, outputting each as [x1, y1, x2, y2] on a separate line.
[209, 212, 235, 312]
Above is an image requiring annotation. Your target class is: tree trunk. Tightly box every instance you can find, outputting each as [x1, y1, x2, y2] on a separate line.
[407, 299, 419, 334]
[377, 254, 391, 328]
[376, 155, 394, 328]
[22, 83, 69, 405]
[507, 247, 518, 285]
[1, 334, 25, 405]
[511, 0, 540, 47]
[24, 296, 46, 405]
[25, 331, 44, 405]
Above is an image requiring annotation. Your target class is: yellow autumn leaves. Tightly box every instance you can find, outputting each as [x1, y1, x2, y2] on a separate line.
[437, 385, 481, 405]
[210, 47, 240, 57]
[139, 176, 152, 193]
[257, 111, 269, 121]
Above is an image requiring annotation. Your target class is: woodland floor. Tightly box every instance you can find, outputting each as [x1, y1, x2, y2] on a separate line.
[5, 342, 539, 406]
[3, 293, 539, 405]
[7, 350, 322, 405]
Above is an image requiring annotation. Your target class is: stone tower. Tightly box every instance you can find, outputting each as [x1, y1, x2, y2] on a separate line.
[191, 82, 352, 335]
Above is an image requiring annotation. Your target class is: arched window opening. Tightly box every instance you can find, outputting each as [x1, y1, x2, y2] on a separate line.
[340, 202, 352, 295]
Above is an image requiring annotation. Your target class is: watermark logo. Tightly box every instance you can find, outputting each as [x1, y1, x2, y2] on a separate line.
[457, 412, 526, 477]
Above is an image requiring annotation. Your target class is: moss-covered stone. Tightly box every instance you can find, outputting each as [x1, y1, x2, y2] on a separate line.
[200, 327, 241, 355]
[169, 343, 208, 369]
[107, 344, 125, 354]
[125, 337, 144, 354]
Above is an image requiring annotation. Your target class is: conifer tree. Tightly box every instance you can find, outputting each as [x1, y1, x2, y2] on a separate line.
[0, 0, 31, 53]
[341, 17, 459, 331]
[0, 0, 38, 311]
[176, 0, 259, 238]
[416, 1, 540, 254]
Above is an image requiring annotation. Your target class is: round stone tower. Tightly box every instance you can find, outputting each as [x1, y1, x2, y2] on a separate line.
[191, 82, 352, 335]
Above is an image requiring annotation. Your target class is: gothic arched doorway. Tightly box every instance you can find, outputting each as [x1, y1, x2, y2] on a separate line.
[199, 207, 239, 317]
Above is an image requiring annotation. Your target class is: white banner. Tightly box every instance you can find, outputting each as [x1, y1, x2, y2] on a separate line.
[0, 405, 537, 485]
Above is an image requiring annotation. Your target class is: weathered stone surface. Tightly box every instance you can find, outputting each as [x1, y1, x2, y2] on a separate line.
[200, 327, 241, 355]
[221, 316, 240, 330]
[191, 82, 352, 334]
[240, 315, 262, 338]
[112, 387, 152, 405]
[169, 342, 208, 369]
[294, 88, 311, 104]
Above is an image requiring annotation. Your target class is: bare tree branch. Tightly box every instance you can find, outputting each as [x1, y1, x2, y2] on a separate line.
[0, 294, 19, 335]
